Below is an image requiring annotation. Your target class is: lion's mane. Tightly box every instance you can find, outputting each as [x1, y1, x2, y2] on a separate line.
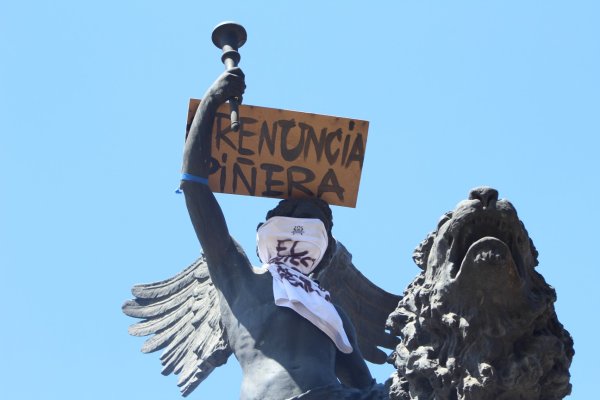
[386, 188, 574, 400]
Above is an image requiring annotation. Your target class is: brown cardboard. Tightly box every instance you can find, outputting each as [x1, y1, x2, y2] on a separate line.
[187, 99, 369, 207]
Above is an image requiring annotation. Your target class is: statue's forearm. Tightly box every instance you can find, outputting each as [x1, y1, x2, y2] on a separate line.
[183, 68, 244, 177]
[180, 69, 246, 272]
[181, 88, 232, 263]
[182, 96, 218, 177]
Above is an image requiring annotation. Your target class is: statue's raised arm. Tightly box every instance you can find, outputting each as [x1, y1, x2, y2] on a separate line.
[179, 68, 246, 265]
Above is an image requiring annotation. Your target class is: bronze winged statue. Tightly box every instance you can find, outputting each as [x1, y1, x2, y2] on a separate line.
[123, 68, 400, 399]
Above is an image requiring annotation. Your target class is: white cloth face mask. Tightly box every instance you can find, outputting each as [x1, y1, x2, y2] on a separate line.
[257, 216, 328, 275]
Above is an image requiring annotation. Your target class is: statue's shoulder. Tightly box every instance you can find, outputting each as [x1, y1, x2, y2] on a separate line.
[207, 236, 271, 297]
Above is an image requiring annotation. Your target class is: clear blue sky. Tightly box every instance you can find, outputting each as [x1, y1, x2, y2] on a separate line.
[1, 1, 598, 399]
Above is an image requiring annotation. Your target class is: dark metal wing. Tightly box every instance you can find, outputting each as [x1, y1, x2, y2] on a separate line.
[122, 257, 231, 396]
[316, 241, 401, 364]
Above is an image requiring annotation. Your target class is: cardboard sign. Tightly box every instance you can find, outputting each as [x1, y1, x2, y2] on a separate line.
[186, 99, 369, 207]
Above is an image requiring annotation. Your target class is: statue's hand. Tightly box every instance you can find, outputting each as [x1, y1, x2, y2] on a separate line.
[206, 67, 246, 106]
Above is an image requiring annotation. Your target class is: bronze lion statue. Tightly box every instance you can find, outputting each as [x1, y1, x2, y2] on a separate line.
[386, 187, 574, 400]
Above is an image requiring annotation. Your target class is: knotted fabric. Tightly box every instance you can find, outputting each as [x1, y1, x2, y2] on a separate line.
[257, 216, 353, 353]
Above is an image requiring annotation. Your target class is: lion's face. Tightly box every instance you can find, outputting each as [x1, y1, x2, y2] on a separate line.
[419, 188, 541, 318]
[388, 187, 573, 400]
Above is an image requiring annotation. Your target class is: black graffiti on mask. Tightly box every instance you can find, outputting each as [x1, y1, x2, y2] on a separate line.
[209, 153, 346, 201]
[270, 239, 317, 270]
[274, 264, 331, 301]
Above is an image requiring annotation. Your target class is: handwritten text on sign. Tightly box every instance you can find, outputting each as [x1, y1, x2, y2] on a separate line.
[187, 100, 369, 207]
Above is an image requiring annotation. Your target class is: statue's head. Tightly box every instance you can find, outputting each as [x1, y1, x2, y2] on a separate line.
[257, 197, 336, 275]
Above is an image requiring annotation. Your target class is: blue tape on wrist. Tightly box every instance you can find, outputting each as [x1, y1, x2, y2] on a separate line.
[181, 173, 209, 185]
[175, 173, 209, 194]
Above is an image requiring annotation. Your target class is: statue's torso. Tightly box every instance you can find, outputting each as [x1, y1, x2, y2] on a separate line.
[212, 248, 340, 400]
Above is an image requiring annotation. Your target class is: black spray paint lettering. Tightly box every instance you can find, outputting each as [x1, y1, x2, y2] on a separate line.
[214, 112, 365, 169]
[211, 155, 345, 201]
[215, 115, 259, 156]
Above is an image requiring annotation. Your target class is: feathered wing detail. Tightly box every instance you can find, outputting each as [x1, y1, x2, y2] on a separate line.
[316, 241, 401, 364]
[122, 257, 232, 397]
